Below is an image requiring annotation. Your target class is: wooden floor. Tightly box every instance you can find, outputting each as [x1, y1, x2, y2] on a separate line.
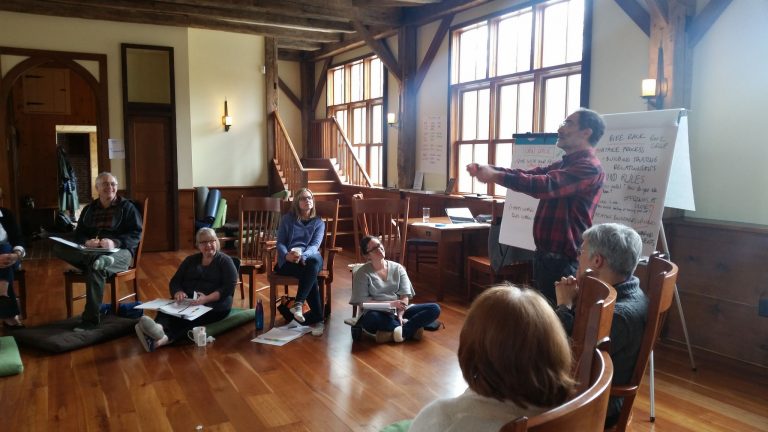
[1, 246, 767, 431]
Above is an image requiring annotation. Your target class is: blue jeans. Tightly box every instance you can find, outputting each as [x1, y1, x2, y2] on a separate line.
[0, 243, 20, 318]
[357, 303, 441, 340]
[276, 252, 323, 325]
[533, 251, 577, 306]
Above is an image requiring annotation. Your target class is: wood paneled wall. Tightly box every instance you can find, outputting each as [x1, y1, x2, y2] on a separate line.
[664, 217, 768, 367]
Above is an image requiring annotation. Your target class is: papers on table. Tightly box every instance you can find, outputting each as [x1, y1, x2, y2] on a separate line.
[50, 236, 120, 253]
[134, 298, 212, 321]
[252, 321, 313, 346]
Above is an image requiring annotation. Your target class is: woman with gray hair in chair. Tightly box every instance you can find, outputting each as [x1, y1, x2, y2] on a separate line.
[134, 228, 237, 352]
[0, 187, 26, 328]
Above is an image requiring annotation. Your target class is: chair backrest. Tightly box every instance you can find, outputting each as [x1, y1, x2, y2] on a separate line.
[314, 199, 339, 261]
[351, 197, 409, 264]
[501, 349, 614, 432]
[131, 197, 149, 269]
[238, 196, 282, 263]
[609, 254, 678, 429]
[570, 271, 617, 394]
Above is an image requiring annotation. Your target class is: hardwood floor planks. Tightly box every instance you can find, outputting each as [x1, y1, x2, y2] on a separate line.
[0, 248, 765, 431]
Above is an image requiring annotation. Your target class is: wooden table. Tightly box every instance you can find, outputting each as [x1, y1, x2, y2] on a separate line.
[408, 217, 490, 301]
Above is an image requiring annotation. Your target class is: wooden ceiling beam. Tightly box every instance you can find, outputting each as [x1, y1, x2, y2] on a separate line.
[687, 0, 732, 48]
[352, 20, 402, 83]
[0, 0, 342, 42]
[403, 0, 489, 26]
[413, 14, 453, 93]
[613, 0, 651, 36]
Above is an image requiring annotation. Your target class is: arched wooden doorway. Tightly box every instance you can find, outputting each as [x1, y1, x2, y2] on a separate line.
[0, 47, 108, 218]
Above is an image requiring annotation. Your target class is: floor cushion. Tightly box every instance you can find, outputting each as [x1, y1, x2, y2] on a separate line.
[11, 315, 138, 353]
[206, 308, 255, 336]
[0, 336, 23, 376]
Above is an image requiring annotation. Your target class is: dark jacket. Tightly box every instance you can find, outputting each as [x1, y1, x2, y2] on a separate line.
[75, 197, 143, 256]
[0, 207, 25, 249]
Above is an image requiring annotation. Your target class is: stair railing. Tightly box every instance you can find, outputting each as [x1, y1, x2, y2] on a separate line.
[274, 112, 308, 194]
[312, 117, 373, 188]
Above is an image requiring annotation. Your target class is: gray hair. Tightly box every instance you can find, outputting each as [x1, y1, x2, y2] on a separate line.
[576, 108, 606, 146]
[582, 223, 642, 278]
[195, 227, 219, 247]
[96, 172, 117, 186]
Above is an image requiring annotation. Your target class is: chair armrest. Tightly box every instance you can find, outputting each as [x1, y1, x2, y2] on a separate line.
[325, 247, 341, 280]
[610, 384, 639, 397]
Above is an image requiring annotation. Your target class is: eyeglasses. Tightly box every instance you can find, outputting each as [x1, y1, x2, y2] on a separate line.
[99, 182, 118, 187]
[365, 243, 384, 254]
[298, 196, 313, 202]
[199, 239, 217, 246]
[559, 119, 576, 128]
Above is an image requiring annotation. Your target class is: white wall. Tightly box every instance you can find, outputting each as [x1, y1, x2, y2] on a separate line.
[688, 0, 768, 224]
[0, 11, 269, 189]
[188, 29, 265, 187]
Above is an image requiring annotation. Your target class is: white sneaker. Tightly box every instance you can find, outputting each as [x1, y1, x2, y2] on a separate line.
[393, 326, 404, 343]
[311, 322, 325, 337]
[290, 304, 305, 323]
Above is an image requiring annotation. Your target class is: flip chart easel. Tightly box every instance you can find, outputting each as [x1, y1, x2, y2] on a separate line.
[498, 110, 696, 420]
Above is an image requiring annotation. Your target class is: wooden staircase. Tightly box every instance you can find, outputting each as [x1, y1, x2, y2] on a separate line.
[272, 112, 370, 244]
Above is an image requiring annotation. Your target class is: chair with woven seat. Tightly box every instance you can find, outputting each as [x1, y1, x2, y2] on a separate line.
[237, 196, 282, 309]
[350, 197, 410, 317]
[501, 349, 614, 432]
[64, 197, 148, 317]
[606, 253, 678, 432]
[466, 201, 533, 300]
[264, 199, 340, 328]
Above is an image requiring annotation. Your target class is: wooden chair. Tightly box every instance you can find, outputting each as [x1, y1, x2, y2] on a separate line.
[237, 196, 282, 308]
[264, 199, 340, 328]
[466, 201, 532, 300]
[64, 197, 148, 317]
[606, 254, 678, 432]
[501, 349, 614, 432]
[350, 197, 410, 317]
[570, 271, 617, 394]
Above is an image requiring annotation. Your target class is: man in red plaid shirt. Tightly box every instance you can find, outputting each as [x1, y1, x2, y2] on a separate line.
[467, 108, 605, 305]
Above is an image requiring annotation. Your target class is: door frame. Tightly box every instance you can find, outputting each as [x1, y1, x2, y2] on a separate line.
[0, 47, 108, 215]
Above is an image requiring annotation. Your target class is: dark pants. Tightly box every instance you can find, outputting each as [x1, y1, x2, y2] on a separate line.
[0, 243, 20, 318]
[357, 303, 441, 340]
[533, 251, 577, 306]
[276, 253, 323, 325]
[155, 308, 231, 343]
[53, 244, 133, 324]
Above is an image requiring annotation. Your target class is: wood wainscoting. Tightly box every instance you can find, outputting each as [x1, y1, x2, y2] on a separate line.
[664, 217, 768, 367]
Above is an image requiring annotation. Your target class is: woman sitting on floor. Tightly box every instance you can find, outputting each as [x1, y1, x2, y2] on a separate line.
[0, 187, 26, 328]
[135, 227, 237, 352]
[408, 284, 575, 431]
[349, 235, 440, 343]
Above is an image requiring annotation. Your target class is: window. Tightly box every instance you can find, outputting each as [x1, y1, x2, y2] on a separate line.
[327, 56, 385, 186]
[451, 0, 586, 195]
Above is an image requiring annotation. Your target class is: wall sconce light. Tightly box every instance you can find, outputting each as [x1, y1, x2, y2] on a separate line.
[641, 78, 667, 110]
[222, 98, 233, 132]
[387, 112, 399, 128]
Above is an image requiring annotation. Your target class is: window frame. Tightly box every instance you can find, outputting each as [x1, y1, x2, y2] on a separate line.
[326, 55, 387, 186]
[449, 0, 592, 196]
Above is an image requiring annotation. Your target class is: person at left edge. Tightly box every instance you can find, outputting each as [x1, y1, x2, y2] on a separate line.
[52, 172, 142, 331]
[0, 186, 26, 327]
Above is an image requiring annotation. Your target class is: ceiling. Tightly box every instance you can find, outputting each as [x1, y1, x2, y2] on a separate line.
[0, 0, 490, 60]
